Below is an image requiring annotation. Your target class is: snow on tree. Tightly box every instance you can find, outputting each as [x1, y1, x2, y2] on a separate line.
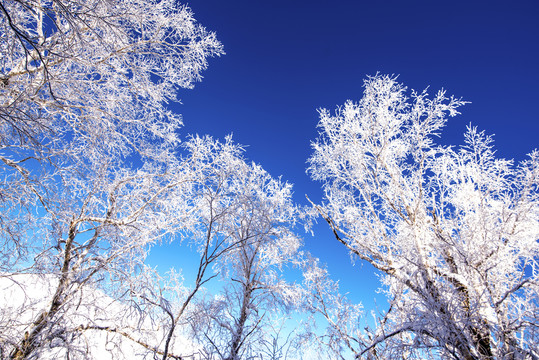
[308, 74, 539, 359]
[127, 135, 302, 360]
[185, 137, 301, 360]
[0, 0, 223, 270]
[1, 0, 222, 157]
[0, 0, 223, 358]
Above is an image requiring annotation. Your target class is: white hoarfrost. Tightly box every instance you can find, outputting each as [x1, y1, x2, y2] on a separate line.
[309, 74, 539, 359]
[1, 1, 223, 358]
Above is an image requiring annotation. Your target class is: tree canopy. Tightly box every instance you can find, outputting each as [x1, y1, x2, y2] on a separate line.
[309, 74, 539, 359]
[1, 1, 538, 359]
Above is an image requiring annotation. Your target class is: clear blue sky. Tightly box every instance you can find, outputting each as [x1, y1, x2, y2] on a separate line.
[150, 0, 539, 308]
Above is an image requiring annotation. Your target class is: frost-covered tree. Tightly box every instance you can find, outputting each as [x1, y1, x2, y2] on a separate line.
[1, 0, 222, 158]
[131, 135, 301, 360]
[0, 0, 222, 269]
[134, 136, 273, 360]
[0, 0, 222, 358]
[0, 139, 224, 359]
[189, 147, 301, 360]
[308, 75, 539, 359]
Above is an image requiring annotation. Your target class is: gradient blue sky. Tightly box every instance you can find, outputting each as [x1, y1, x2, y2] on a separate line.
[150, 0, 539, 308]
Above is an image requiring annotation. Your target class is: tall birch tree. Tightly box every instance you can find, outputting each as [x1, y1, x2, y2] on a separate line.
[0, 0, 222, 358]
[308, 75, 539, 359]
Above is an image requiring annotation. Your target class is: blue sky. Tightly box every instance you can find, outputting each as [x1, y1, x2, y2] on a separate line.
[150, 0, 539, 308]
